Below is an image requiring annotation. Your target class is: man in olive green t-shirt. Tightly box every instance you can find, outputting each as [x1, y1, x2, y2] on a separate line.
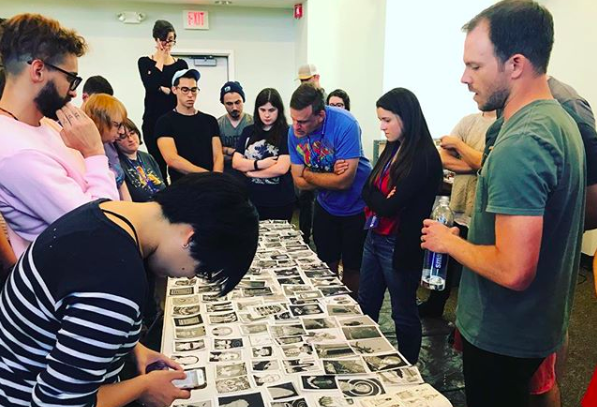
[421, 2, 585, 407]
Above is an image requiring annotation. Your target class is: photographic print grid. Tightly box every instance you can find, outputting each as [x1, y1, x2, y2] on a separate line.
[164, 221, 450, 407]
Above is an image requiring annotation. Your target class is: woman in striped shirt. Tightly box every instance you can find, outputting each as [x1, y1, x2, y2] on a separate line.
[0, 173, 258, 407]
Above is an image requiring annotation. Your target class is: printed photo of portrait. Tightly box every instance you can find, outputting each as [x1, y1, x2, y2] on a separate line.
[209, 350, 242, 363]
[270, 324, 306, 338]
[215, 376, 252, 394]
[211, 326, 234, 337]
[216, 362, 248, 379]
[251, 360, 280, 372]
[280, 343, 313, 358]
[322, 359, 368, 375]
[251, 346, 274, 358]
[253, 372, 283, 386]
[174, 339, 205, 352]
[302, 318, 338, 331]
[213, 338, 244, 350]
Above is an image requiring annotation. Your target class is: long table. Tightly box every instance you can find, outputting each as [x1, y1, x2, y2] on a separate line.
[161, 220, 452, 407]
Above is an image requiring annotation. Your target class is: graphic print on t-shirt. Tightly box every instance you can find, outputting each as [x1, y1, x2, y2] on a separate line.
[244, 139, 281, 185]
[295, 139, 335, 173]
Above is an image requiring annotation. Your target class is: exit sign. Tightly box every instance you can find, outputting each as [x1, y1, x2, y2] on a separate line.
[183, 10, 209, 30]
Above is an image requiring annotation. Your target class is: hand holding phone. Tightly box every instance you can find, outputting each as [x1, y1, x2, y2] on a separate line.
[172, 368, 207, 390]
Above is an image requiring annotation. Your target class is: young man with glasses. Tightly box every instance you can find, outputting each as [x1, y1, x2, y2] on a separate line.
[217, 81, 253, 172]
[0, 13, 118, 257]
[156, 69, 224, 183]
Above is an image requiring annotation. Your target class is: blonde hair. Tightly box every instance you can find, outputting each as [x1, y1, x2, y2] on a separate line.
[83, 94, 127, 136]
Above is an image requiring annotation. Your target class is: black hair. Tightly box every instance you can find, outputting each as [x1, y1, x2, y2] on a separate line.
[327, 89, 351, 111]
[83, 75, 114, 96]
[152, 172, 259, 296]
[463, 0, 554, 74]
[152, 19, 176, 41]
[371, 88, 437, 188]
[250, 88, 289, 148]
[290, 83, 325, 114]
[173, 70, 197, 87]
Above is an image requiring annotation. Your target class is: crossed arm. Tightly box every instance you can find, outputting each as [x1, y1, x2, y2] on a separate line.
[440, 136, 483, 172]
[158, 136, 224, 174]
[290, 158, 359, 191]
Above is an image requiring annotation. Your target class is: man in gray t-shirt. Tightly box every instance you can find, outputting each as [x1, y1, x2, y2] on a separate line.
[217, 81, 253, 170]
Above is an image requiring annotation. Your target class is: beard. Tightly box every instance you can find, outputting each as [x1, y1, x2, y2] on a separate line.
[480, 87, 509, 112]
[34, 80, 71, 120]
[229, 109, 241, 119]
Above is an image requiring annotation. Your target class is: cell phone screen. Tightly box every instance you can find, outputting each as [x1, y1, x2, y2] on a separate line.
[173, 369, 206, 390]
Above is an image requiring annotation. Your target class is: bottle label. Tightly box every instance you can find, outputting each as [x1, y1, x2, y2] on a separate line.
[432, 252, 443, 269]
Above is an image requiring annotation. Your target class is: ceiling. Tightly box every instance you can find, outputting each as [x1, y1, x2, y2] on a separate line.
[96, 0, 297, 9]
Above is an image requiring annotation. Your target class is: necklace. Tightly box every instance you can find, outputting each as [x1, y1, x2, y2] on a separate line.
[0, 107, 19, 121]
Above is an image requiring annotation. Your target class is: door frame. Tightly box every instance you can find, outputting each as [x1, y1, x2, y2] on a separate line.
[172, 48, 235, 81]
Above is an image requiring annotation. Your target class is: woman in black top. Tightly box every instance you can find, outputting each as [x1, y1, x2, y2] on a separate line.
[357, 88, 442, 364]
[138, 20, 187, 181]
[232, 88, 295, 221]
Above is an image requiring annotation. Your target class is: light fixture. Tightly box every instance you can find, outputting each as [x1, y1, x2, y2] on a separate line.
[215, 1, 233, 5]
[117, 11, 147, 24]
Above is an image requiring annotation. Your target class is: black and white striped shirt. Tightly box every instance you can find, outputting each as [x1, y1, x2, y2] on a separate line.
[0, 201, 147, 406]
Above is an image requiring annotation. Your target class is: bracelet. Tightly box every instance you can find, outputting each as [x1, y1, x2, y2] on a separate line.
[254, 159, 259, 171]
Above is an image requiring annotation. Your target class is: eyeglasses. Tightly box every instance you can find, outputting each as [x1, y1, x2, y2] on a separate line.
[117, 131, 137, 141]
[161, 39, 177, 45]
[112, 121, 125, 131]
[177, 86, 199, 94]
[28, 59, 83, 91]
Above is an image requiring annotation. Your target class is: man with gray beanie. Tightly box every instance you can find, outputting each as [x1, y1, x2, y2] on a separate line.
[217, 81, 253, 171]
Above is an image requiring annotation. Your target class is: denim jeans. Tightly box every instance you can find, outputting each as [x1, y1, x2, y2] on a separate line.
[358, 230, 422, 364]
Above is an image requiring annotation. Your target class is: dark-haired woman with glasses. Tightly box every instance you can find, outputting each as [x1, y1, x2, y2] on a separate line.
[116, 118, 166, 202]
[138, 19, 188, 182]
[232, 88, 295, 221]
[83, 93, 132, 201]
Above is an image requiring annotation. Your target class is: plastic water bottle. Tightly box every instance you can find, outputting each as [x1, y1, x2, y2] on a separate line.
[421, 196, 454, 291]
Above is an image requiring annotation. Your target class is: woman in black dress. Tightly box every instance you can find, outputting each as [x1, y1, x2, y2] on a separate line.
[138, 20, 187, 181]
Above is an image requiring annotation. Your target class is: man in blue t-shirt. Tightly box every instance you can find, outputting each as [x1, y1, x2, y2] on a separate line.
[288, 83, 372, 295]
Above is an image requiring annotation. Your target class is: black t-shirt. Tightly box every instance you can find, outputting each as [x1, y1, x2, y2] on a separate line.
[562, 106, 597, 186]
[137, 57, 188, 125]
[155, 110, 220, 183]
[236, 124, 295, 207]
[119, 150, 166, 202]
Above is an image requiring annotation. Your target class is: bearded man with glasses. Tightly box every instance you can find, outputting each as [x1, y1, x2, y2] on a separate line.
[155, 69, 224, 183]
[0, 13, 118, 258]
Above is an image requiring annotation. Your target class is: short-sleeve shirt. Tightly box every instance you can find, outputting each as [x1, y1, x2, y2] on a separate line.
[155, 110, 220, 183]
[218, 114, 254, 150]
[236, 124, 295, 207]
[449, 113, 495, 217]
[456, 100, 586, 358]
[119, 150, 166, 202]
[288, 107, 372, 216]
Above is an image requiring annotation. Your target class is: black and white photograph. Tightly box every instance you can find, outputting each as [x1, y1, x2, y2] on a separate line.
[322, 359, 368, 375]
[211, 326, 234, 337]
[239, 312, 267, 324]
[274, 312, 295, 321]
[310, 277, 342, 287]
[270, 398, 309, 407]
[172, 305, 201, 317]
[338, 378, 386, 398]
[288, 297, 319, 306]
[377, 367, 424, 386]
[241, 324, 269, 335]
[337, 316, 376, 327]
[282, 358, 319, 374]
[300, 375, 338, 391]
[206, 302, 234, 313]
[213, 338, 244, 350]
[273, 267, 301, 277]
[289, 304, 324, 317]
[296, 290, 323, 300]
[215, 376, 252, 394]
[208, 312, 238, 324]
[304, 329, 344, 344]
[280, 343, 314, 358]
[170, 354, 201, 367]
[169, 287, 194, 296]
[236, 280, 267, 289]
[251, 303, 288, 316]
[342, 326, 383, 340]
[172, 295, 200, 306]
[349, 338, 396, 355]
[243, 287, 275, 297]
[209, 350, 242, 363]
[319, 286, 352, 297]
[283, 285, 312, 296]
[250, 334, 273, 346]
[252, 346, 274, 358]
[174, 325, 206, 340]
[173, 315, 203, 327]
[302, 318, 338, 331]
[175, 402, 212, 407]
[275, 336, 304, 346]
[202, 293, 223, 302]
[314, 396, 355, 407]
[174, 339, 205, 352]
[277, 276, 306, 285]
[267, 381, 299, 400]
[314, 343, 356, 359]
[253, 372, 283, 386]
[251, 360, 280, 372]
[216, 362, 248, 379]
[173, 278, 197, 286]
[362, 353, 409, 372]
[270, 324, 306, 338]
[326, 305, 361, 316]
[324, 295, 357, 306]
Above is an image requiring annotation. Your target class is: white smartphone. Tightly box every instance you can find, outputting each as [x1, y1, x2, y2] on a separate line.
[172, 368, 207, 390]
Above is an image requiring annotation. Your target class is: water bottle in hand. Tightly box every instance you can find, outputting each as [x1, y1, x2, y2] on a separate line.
[421, 196, 454, 291]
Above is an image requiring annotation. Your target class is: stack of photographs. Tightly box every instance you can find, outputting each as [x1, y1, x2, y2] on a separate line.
[163, 220, 451, 407]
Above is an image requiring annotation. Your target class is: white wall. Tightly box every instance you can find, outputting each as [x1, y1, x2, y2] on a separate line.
[383, 0, 494, 138]
[298, 0, 387, 158]
[0, 0, 297, 130]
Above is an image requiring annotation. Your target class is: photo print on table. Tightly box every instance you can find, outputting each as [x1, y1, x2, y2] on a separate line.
[251, 303, 288, 317]
[251, 345, 274, 358]
[277, 276, 306, 285]
[319, 286, 352, 297]
[377, 366, 424, 386]
[275, 336, 304, 346]
[173, 315, 203, 327]
[209, 350, 243, 363]
[273, 267, 301, 277]
[243, 287, 275, 297]
[362, 353, 409, 372]
[172, 295, 200, 306]
[282, 358, 319, 374]
[208, 312, 238, 324]
[215, 376, 252, 394]
[174, 325, 206, 340]
[253, 372, 283, 386]
[202, 293, 223, 302]
[302, 318, 338, 331]
[274, 311, 295, 321]
[314, 396, 355, 407]
[337, 316, 376, 327]
[349, 337, 396, 355]
[310, 277, 343, 287]
[304, 329, 344, 344]
[240, 324, 269, 335]
[239, 312, 267, 324]
[326, 305, 361, 316]
[270, 324, 306, 338]
[250, 334, 273, 346]
[174, 339, 205, 352]
[216, 362, 248, 379]
[288, 297, 319, 306]
[175, 401, 212, 407]
[342, 326, 383, 341]
[296, 290, 323, 300]
[251, 359, 280, 372]
[322, 358, 368, 375]
[213, 338, 244, 350]
[283, 285, 312, 296]
[210, 326, 234, 337]
[206, 302, 234, 313]
[172, 305, 201, 317]
[270, 398, 309, 407]
[169, 287, 194, 296]
[300, 375, 338, 391]
[324, 295, 357, 306]
[173, 278, 197, 286]
[289, 304, 324, 317]
[314, 343, 356, 359]
[236, 280, 267, 289]
[170, 354, 201, 368]
[338, 378, 386, 398]
[280, 343, 314, 358]
[267, 381, 299, 400]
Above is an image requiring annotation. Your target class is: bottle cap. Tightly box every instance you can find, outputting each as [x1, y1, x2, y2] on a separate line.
[439, 196, 450, 205]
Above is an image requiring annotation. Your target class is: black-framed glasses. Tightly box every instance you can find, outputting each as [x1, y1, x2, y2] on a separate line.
[176, 86, 199, 94]
[161, 39, 177, 45]
[28, 59, 83, 91]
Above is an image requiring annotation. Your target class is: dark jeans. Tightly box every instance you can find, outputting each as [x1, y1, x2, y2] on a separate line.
[142, 119, 168, 185]
[256, 203, 295, 222]
[462, 336, 545, 407]
[358, 230, 422, 364]
[298, 190, 314, 243]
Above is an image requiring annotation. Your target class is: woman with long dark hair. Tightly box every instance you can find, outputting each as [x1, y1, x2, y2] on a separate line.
[358, 88, 442, 364]
[232, 88, 295, 221]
